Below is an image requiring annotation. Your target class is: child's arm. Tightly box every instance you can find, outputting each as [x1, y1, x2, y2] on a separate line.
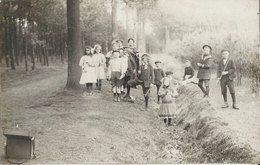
[158, 87, 167, 97]
[107, 60, 112, 80]
[170, 87, 178, 98]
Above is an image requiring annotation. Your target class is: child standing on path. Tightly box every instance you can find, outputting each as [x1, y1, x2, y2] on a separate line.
[79, 46, 97, 95]
[217, 50, 239, 110]
[158, 72, 178, 126]
[197, 45, 213, 98]
[93, 45, 106, 90]
[108, 50, 123, 102]
[154, 61, 165, 104]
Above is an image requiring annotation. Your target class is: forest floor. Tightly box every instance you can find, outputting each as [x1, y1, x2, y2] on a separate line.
[0, 55, 260, 164]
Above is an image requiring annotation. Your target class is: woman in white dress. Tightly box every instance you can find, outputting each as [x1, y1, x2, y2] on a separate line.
[93, 45, 106, 90]
[79, 46, 97, 95]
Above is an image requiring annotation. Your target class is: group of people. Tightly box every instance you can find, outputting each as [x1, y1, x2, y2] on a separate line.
[79, 41, 240, 127]
[79, 38, 180, 126]
[196, 45, 239, 110]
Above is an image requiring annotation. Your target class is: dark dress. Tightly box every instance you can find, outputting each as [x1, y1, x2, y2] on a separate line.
[197, 54, 212, 80]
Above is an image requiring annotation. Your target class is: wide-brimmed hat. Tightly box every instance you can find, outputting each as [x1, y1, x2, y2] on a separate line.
[202, 45, 212, 50]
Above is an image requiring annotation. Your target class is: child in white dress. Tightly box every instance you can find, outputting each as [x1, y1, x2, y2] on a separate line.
[79, 46, 97, 95]
[93, 45, 106, 90]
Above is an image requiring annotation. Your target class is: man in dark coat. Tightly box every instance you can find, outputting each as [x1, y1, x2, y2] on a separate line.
[127, 54, 154, 110]
[217, 50, 239, 110]
[122, 47, 137, 100]
[197, 45, 213, 98]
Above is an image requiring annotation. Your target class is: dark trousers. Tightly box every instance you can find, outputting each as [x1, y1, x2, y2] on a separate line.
[156, 85, 160, 102]
[220, 76, 235, 95]
[128, 78, 150, 108]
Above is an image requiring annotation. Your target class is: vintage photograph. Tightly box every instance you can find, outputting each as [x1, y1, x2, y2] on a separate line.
[0, 0, 259, 164]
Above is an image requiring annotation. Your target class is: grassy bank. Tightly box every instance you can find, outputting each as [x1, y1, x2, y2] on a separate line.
[173, 84, 260, 163]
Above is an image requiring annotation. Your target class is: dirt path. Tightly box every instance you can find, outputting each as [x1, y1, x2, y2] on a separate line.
[1, 54, 259, 163]
[1, 63, 182, 164]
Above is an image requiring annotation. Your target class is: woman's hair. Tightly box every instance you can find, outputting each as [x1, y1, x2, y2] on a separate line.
[84, 46, 92, 55]
[94, 44, 102, 54]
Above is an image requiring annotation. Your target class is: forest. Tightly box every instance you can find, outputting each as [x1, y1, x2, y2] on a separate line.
[0, 0, 259, 90]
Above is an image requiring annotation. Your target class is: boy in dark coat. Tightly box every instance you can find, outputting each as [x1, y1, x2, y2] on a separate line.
[127, 54, 154, 110]
[217, 50, 239, 110]
[197, 45, 213, 98]
[154, 61, 165, 104]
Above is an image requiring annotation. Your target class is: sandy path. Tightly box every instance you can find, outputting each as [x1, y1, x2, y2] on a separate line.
[1, 63, 182, 164]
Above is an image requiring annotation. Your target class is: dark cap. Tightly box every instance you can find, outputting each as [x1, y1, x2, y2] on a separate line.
[165, 71, 173, 75]
[221, 50, 230, 53]
[154, 61, 161, 64]
[141, 54, 149, 59]
[202, 45, 212, 50]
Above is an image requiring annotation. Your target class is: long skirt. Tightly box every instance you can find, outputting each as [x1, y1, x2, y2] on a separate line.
[79, 67, 97, 84]
[158, 102, 176, 118]
[95, 66, 106, 80]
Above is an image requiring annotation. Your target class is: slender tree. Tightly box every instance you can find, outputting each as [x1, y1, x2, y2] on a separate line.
[66, 0, 82, 90]
[112, 0, 118, 41]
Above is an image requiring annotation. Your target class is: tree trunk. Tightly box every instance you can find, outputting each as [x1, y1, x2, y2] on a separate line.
[4, 16, 9, 67]
[9, 17, 15, 70]
[24, 39, 28, 71]
[112, 0, 118, 41]
[32, 46, 35, 70]
[133, 7, 138, 45]
[125, 3, 130, 39]
[13, 16, 19, 66]
[66, 0, 82, 90]
[165, 26, 169, 54]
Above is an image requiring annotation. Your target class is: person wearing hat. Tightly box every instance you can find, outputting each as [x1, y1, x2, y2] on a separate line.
[158, 74, 178, 126]
[127, 54, 154, 110]
[217, 50, 239, 110]
[154, 61, 165, 104]
[197, 45, 213, 98]
[127, 38, 140, 75]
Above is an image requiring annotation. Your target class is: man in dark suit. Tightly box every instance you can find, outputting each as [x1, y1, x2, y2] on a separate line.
[127, 54, 154, 110]
[197, 45, 213, 98]
[217, 50, 239, 110]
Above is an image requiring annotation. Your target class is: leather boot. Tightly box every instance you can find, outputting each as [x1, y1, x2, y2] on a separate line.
[221, 102, 229, 108]
[231, 93, 239, 110]
[145, 97, 148, 110]
[168, 118, 172, 126]
[222, 94, 229, 108]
